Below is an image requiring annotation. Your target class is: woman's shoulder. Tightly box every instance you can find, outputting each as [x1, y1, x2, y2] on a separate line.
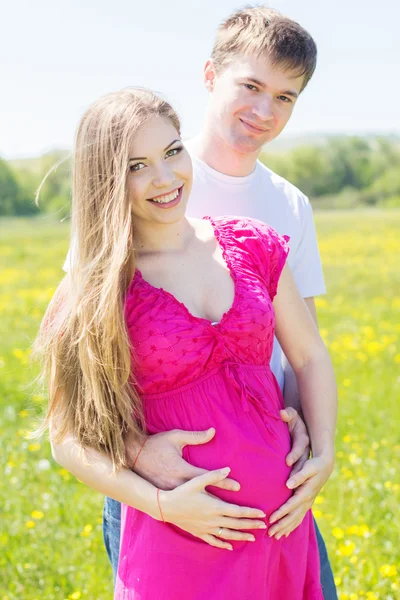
[203, 215, 285, 244]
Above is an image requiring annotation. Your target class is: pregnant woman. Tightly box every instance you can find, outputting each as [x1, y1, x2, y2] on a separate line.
[34, 87, 337, 599]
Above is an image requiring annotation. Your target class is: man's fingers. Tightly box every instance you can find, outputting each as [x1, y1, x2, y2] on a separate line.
[288, 452, 309, 476]
[269, 507, 307, 538]
[176, 428, 216, 448]
[280, 407, 299, 424]
[286, 442, 309, 468]
[269, 495, 302, 524]
[286, 462, 318, 490]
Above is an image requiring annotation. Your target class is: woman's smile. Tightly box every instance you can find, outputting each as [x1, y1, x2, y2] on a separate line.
[147, 185, 184, 208]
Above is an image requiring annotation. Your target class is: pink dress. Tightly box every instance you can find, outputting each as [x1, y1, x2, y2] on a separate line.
[114, 217, 323, 600]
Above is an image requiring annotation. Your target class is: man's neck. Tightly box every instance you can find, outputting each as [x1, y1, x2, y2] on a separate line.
[188, 128, 259, 178]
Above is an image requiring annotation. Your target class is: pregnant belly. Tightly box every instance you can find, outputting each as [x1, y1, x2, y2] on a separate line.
[145, 392, 293, 518]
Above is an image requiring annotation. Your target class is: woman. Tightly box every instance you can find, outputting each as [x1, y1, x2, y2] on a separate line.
[34, 88, 336, 599]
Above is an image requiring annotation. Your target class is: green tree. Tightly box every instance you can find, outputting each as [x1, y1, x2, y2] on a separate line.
[0, 158, 21, 216]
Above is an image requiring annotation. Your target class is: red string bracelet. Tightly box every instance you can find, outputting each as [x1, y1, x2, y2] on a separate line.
[157, 488, 165, 523]
[132, 436, 147, 471]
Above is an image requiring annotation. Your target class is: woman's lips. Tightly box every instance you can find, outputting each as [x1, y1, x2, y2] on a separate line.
[147, 185, 183, 209]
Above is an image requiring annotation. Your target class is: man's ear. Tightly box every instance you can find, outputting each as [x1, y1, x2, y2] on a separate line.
[204, 59, 217, 92]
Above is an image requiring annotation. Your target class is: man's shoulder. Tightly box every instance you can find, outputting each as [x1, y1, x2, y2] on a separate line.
[256, 160, 310, 215]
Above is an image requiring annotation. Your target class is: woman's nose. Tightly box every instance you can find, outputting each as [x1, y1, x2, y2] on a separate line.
[153, 163, 175, 188]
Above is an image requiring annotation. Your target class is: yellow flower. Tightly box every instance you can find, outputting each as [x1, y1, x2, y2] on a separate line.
[315, 496, 325, 505]
[343, 435, 351, 443]
[26, 521, 36, 529]
[28, 443, 41, 452]
[338, 541, 355, 556]
[18, 410, 29, 418]
[334, 576, 342, 586]
[379, 564, 397, 577]
[58, 468, 71, 481]
[69, 593, 81, 600]
[31, 511, 44, 520]
[395, 354, 400, 364]
[332, 527, 344, 539]
[315, 298, 328, 308]
[81, 524, 93, 537]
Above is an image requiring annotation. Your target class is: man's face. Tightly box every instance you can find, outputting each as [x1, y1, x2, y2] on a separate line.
[205, 54, 304, 154]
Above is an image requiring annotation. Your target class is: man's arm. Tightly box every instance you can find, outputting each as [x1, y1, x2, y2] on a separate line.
[269, 296, 336, 538]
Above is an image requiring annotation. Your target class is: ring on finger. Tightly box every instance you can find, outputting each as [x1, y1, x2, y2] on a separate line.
[218, 527, 223, 537]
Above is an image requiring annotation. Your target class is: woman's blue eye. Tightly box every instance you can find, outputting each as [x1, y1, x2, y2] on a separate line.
[166, 146, 182, 158]
[130, 162, 145, 172]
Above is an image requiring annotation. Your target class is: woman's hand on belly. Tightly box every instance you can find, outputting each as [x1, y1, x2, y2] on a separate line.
[158, 468, 268, 551]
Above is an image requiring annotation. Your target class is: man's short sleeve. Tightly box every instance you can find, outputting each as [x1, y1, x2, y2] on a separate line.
[291, 198, 326, 298]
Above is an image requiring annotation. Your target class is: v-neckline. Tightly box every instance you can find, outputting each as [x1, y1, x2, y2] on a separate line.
[132, 216, 239, 329]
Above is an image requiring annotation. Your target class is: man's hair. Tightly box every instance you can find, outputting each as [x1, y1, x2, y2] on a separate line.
[211, 5, 317, 92]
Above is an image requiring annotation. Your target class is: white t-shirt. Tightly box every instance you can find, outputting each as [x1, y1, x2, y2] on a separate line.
[63, 152, 325, 390]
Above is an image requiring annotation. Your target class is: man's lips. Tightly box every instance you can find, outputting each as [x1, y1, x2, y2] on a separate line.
[239, 118, 271, 134]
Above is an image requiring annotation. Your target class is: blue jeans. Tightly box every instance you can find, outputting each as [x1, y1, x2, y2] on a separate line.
[103, 496, 337, 598]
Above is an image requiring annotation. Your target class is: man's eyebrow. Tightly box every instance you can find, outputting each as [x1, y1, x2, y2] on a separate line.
[243, 77, 299, 99]
[129, 139, 180, 162]
[281, 89, 299, 99]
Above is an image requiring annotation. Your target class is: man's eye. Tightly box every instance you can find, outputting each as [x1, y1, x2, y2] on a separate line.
[244, 84, 258, 92]
[166, 146, 182, 158]
[130, 162, 146, 172]
[278, 95, 292, 103]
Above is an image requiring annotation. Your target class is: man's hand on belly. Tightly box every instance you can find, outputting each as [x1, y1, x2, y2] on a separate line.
[267, 454, 334, 539]
[280, 407, 310, 471]
[127, 427, 240, 492]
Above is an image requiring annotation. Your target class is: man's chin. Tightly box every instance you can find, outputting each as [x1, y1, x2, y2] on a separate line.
[230, 135, 270, 155]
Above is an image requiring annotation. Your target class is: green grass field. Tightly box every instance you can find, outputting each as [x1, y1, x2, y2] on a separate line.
[1, 211, 399, 600]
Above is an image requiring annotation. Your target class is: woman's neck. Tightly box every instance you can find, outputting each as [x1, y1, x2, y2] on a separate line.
[132, 217, 195, 255]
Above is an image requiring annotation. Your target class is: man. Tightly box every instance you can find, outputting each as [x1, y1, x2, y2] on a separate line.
[62, 6, 337, 598]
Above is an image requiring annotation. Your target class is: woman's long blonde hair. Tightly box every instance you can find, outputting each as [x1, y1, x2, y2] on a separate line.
[33, 88, 181, 471]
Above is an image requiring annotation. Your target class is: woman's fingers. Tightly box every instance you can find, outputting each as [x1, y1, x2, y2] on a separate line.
[184, 465, 241, 491]
[214, 527, 255, 542]
[221, 517, 267, 531]
[220, 500, 266, 520]
[201, 533, 233, 551]
[209, 477, 241, 491]
[188, 467, 232, 491]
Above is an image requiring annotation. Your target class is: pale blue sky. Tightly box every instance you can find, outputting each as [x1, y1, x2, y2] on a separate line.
[2, 0, 399, 158]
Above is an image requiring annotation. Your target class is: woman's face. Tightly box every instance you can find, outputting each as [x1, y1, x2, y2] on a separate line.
[127, 115, 192, 228]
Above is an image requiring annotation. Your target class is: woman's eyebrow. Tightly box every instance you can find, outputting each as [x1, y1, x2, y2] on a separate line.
[129, 139, 180, 162]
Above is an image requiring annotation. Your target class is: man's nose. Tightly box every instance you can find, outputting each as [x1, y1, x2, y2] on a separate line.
[252, 97, 274, 121]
